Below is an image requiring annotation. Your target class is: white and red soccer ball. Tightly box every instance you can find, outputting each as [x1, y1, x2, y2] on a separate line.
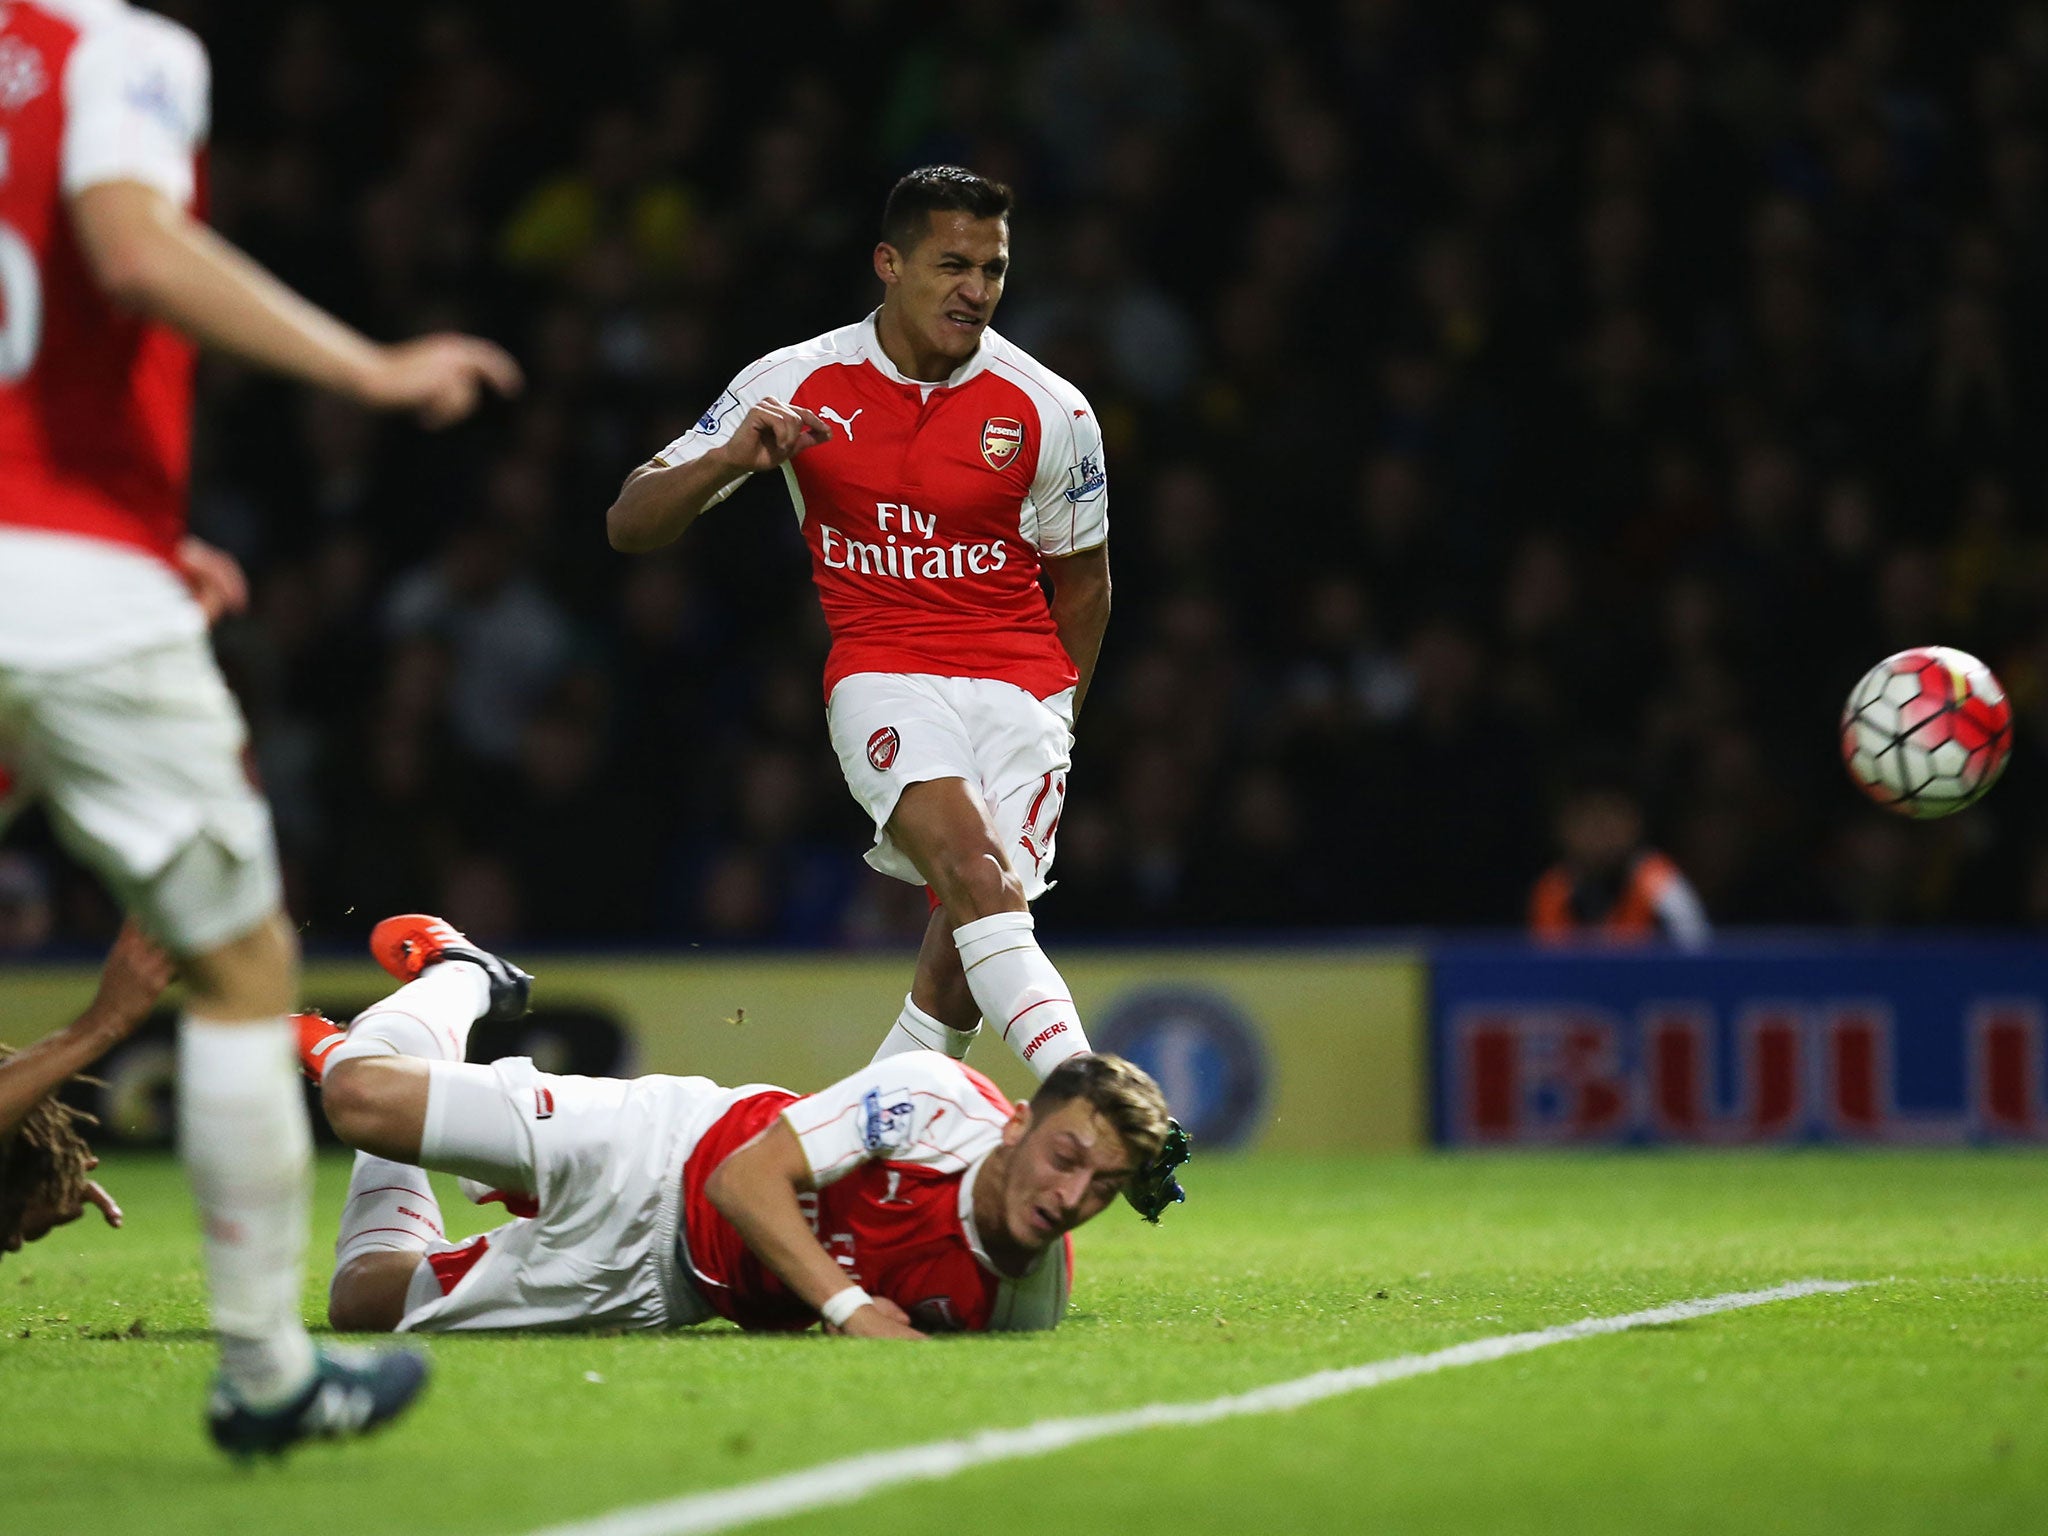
[1840, 646, 2013, 818]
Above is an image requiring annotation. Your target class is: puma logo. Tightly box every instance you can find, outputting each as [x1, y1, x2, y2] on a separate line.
[817, 405, 863, 441]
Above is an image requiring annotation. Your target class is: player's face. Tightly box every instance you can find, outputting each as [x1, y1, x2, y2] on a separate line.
[877, 211, 1010, 371]
[999, 1099, 1136, 1249]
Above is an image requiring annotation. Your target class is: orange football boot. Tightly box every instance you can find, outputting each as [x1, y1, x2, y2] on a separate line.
[367, 913, 532, 1023]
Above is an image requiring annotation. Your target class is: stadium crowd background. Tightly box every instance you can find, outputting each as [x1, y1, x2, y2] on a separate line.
[5, 0, 2047, 952]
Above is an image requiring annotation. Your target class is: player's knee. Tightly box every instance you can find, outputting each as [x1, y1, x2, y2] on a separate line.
[328, 1251, 415, 1333]
[319, 1059, 384, 1149]
[930, 848, 1023, 917]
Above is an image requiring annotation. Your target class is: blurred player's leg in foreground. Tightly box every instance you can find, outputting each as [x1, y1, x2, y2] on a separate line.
[0, 636, 433, 1448]
[0, 611, 445, 1460]
[171, 910, 318, 1411]
[0, 0, 517, 1451]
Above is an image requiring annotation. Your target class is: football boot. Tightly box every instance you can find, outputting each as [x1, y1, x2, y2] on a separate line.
[1126, 1117, 1192, 1223]
[368, 913, 531, 1023]
[206, 1345, 428, 1457]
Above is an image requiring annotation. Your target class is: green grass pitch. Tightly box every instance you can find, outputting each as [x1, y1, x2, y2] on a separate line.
[5, 1149, 2045, 1536]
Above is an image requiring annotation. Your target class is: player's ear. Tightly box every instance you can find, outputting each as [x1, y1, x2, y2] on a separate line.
[1002, 1100, 1032, 1146]
[874, 242, 901, 287]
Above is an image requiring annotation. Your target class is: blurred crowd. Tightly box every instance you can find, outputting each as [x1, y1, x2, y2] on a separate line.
[8, 0, 2048, 952]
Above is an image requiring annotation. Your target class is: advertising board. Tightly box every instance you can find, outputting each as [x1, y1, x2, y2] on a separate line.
[1432, 941, 2048, 1145]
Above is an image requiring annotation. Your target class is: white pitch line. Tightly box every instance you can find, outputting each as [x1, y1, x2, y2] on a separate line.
[520, 1279, 1859, 1536]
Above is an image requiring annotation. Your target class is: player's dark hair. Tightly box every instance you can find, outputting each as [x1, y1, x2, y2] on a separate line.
[0, 1044, 100, 1261]
[880, 166, 1013, 253]
[1028, 1053, 1171, 1169]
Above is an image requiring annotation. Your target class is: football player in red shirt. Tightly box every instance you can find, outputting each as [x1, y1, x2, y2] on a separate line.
[299, 916, 1170, 1340]
[606, 167, 1185, 1221]
[0, 0, 519, 1454]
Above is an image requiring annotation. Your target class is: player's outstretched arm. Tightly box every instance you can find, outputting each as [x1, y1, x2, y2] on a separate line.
[1044, 544, 1112, 718]
[704, 1118, 926, 1340]
[606, 398, 831, 553]
[68, 182, 522, 427]
[0, 921, 173, 1146]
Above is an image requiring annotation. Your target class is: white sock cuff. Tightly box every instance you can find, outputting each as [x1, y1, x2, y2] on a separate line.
[907, 994, 978, 1038]
[323, 1034, 402, 1071]
[953, 911, 1038, 971]
[335, 1004, 446, 1061]
[953, 910, 1034, 942]
[902, 995, 980, 1052]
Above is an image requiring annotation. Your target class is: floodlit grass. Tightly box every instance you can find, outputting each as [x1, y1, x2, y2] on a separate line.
[5, 1151, 2044, 1536]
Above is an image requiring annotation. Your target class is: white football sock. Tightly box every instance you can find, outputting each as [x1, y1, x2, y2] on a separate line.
[333, 1151, 445, 1271]
[419, 1059, 534, 1190]
[871, 993, 980, 1063]
[332, 1152, 455, 1332]
[178, 1014, 318, 1408]
[951, 911, 1091, 1080]
[325, 962, 490, 1070]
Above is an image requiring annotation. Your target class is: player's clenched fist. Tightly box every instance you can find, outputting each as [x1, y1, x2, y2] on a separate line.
[605, 398, 829, 552]
[712, 397, 833, 473]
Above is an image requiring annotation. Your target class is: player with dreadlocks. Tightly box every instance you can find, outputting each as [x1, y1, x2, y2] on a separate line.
[0, 920, 175, 1257]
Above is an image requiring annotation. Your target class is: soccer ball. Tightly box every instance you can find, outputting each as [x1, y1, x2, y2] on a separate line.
[1839, 646, 2013, 818]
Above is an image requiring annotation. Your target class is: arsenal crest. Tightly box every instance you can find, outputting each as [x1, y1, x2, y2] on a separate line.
[867, 726, 900, 771]
[981, 417, 1024, 470]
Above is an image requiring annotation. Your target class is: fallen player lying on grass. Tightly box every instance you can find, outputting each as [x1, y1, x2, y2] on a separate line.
[0, 921, 174, 1257]
[299, 914, 1180, 1339]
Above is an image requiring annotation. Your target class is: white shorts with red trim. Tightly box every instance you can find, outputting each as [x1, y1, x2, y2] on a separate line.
[0, 635, 280, 954]
[396, 1057, 759, 1334]
[825, 673, 1074, 902]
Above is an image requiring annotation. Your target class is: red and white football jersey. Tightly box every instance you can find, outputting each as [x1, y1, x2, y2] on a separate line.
[680, 1052, 1074, 1334]
[0, 0, 210, 667]
[654, 314, 1108, 702]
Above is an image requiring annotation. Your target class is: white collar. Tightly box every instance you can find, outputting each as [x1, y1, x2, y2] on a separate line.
[859, 309, 995, 390]
[958, 1150, 1045, 1281]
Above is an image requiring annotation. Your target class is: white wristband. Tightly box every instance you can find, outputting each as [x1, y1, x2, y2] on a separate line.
[819, 1286, 873, 1329]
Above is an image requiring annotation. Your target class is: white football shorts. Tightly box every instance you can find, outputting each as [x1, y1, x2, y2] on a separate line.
[0, 635, 281, 955]
[825, 672, 1075, 902]
[398, 1056, 760, 1334]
